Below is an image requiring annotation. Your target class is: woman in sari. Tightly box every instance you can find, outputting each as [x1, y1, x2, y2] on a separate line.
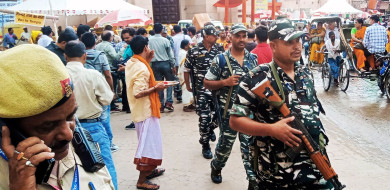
[351, 18, 372, 72]
[386, 27, 390, 53]
[309, 22, 326, 64]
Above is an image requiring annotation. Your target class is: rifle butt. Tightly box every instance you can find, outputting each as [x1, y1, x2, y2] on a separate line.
[310, 151, 346, 189]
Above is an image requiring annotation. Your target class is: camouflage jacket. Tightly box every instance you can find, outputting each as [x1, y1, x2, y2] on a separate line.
[230, 61, 328, 184]
[184, 42, 224, 94]
[205, 49, 257, 112]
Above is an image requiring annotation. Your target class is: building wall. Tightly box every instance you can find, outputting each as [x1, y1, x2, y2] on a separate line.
[126, 0, 240, 24]
[281, 0, 328, 11]
[126, 0, 153, 18]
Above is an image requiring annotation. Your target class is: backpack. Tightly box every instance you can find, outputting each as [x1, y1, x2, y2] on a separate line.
[85, 50, 105, 71]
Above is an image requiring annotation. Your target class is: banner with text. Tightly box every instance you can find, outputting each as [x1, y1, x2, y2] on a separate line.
[14, 11, 46, 27]
[256, 0, 268, 11]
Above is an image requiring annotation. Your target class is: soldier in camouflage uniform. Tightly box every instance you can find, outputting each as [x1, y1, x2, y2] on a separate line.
[229, 19, 334, 189]
[184, 25, 224, 159]
[204, 24, 258, 189]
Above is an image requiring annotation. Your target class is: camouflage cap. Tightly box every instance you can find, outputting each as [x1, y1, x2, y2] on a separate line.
[203, 25, 218, 36]
[268, 19, 304, 41]
[162, 26, 168, 34]
[230, 24, 248, 34]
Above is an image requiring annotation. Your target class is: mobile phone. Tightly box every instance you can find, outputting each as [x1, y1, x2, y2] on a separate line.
[0, 119, 55, 184]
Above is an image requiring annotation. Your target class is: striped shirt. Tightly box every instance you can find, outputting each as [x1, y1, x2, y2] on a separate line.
[363, 23, 388, 54]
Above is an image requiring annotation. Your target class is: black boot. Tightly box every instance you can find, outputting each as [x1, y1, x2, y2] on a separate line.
[248, 179, 259, 190]
[210, 161, 222, 184]
[202, 143, 213, 159]
[210, 130, 216, 142]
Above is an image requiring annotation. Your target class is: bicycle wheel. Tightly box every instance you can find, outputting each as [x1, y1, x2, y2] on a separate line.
[339, 61, 350, 92]
[322, 62, 331, 91]
[385, 73, 390, 100]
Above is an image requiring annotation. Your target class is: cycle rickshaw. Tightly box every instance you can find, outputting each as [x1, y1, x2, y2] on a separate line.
[341, 18, 390, 99]
[307, 17, 351, 92]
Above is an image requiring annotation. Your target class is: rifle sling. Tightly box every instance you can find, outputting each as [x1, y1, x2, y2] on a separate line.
[253, 62, 286, 174]
[222, 54, 234, 119]
[269, 62, 286, 108]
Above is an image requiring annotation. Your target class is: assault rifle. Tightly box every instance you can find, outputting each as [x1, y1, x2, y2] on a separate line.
[189, 67, 197, 104]
[212, 90, 223, 126]
[251, 79, 346, 190]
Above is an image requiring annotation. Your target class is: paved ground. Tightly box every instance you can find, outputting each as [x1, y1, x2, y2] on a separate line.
[110, 69, 390, 190]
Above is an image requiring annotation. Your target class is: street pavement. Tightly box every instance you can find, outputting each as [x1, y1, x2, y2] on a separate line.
[110, 68, 390, 190]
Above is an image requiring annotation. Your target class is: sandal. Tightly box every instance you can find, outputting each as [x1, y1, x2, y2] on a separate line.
[146, 168, 165, 179]
[136, 180, 160, 190]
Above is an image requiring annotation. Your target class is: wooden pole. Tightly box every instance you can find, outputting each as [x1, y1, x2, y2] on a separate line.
[271, 0, 276, 20]
[225, 0, 229, 24]
[251, 0, 255, 25]
[242, 0, 246, 24]
[49, 0, 58, 42]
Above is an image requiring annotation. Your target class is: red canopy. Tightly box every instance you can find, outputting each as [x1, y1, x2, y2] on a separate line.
[213, 0, 245, 8]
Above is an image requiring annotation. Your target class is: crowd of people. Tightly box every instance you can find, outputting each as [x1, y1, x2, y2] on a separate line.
[2, 14, 388, 190]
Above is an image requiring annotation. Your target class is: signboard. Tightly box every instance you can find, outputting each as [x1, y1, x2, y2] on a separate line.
[255, 0, 268, 11]
[368, 0, 377, 9]
[0, 0, 23, 36]
[14, 11, 46, 27]
[0, 1, 22, 25]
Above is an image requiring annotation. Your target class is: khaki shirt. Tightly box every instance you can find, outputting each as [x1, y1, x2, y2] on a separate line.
[125, 57, 152, 123]
[0, 145, 114, 190]
[66, 61, 113, 119]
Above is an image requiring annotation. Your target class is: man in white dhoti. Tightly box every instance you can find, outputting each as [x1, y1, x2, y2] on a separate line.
[125, 35, 167, 190]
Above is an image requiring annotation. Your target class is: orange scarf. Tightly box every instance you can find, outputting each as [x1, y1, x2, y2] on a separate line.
[132, 54, 161, 118]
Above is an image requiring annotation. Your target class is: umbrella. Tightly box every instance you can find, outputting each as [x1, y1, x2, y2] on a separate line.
[95, 10, 152, 28]
[254, 10, 280, 19]
[311, 12, 326, 18]
[368, 10, 383, 15]
[313, 0, 362, 14]
[254, 11, 269, 19]
[358, 12, 371, 18]
[300, 10, 307, 19]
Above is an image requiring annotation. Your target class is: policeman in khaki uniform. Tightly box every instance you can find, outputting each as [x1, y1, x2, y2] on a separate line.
[204, 24, 257, 189]
[230, 19, 334, 189]
[0, 45, 114, 190]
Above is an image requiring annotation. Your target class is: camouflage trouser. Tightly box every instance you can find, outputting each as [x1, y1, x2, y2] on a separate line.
[254, 138, 334, 189]
[211, 113, 256, 181]
[195, 91, 217, 145]
[257, 178, 333, 189]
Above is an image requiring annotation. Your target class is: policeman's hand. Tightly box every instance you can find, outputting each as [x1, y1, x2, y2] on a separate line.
[223, 75, 240, 86]
[270, 117, 303, 148]
[2, 126, 55, 190]
[155, 82, 167, 91]
[118, 64, 126, 72]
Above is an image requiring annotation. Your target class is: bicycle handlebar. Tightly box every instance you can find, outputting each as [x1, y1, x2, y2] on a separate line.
[375, 54, 390, 61]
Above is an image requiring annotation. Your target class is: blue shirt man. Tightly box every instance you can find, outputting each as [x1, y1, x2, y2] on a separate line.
[2, 28, 17, 48]
[363, 15, 388, 54]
